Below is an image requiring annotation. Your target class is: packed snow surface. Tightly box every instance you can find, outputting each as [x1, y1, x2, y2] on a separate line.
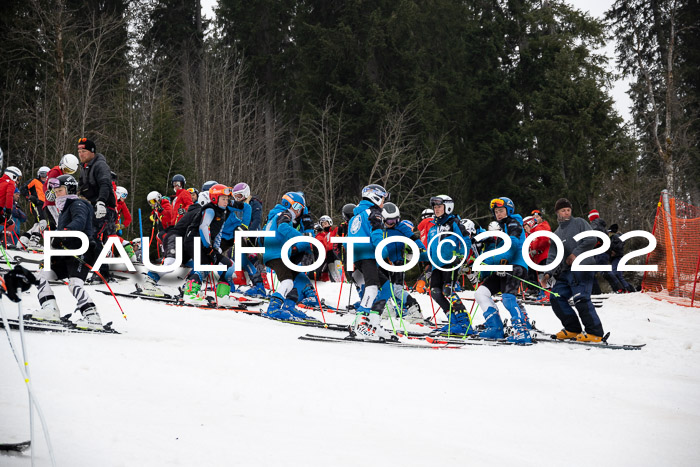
[2, 259, 700, 466]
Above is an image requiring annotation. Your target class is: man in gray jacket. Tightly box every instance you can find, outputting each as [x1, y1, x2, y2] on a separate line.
[541, 198, 605, 342]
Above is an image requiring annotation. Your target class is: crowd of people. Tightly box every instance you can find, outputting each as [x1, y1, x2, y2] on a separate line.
[5, 138, 634, 340]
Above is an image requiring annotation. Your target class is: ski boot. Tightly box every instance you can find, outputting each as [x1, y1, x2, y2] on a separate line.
[576, 332, 603, 343]
[216, 281, 231, 298]
[478, 307, 505, 339]
[263, 293, 294, 321]
[554, 329, 580, 340]
[283, 298, 310, 321]
[30, 297, 61, 323]
[74, 305, 104, 331]
[298, 285, 320, 307]
[244, 282, 267, 299]
[439, 310, 477, 335]
[507, 318, 532, 344]
[136, 273, 165, 297]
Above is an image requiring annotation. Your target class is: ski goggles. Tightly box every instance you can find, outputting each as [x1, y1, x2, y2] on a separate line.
[490, 198, 506, 210]
[232, 192, 246, 201]
[187, 188, 198, 195]
[429, 197, 445, 206]
[282, 194, 304, 211]
[148, 199, 159, 206]
[384, 218, 399, 227]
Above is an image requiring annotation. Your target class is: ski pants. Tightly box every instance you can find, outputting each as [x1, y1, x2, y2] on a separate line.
[550, 270, 604, 336]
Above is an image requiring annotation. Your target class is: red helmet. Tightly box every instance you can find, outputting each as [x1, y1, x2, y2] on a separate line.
[209, 184, 232, 205]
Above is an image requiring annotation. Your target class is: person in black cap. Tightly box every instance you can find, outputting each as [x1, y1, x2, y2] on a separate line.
[541, 198, 605, 342]
[77, 137, 117, 280]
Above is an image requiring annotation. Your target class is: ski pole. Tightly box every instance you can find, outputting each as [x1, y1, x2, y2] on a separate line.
[503, 271, 559, 297]
[57, 245, 127, 320]
[311, 275, 327, 325]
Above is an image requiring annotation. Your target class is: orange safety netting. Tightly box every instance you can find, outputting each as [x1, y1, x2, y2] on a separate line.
[642, 192, 700, 307]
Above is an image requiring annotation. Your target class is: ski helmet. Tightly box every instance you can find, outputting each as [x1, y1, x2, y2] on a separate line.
[421, 208, 434, 219]
[147, 191, 162, 206]
[37, 166, 50, 178]
[281, 192, 305, 211]
[201, 180, 218, 192]
[209, 184, 231, 205]
[55, 174, 78, 195]
[460, 218, 477, 236]
[319, 215, 333, 226]
[314, 223, 322, 233]
[342, 203, 357, 221]
[523, 216, 537, 229]
[187, 187, 199, 196]
[231, 182, 251, 201]
[361, 184, 389, 206]
[44, 177, 60, 202]
[430, 195, 454, 215]
[4, 166, 21, 182]
[197, 191, 210, 206]
[382, 202, 400, 220]
[59, 154, 79, 174]
[490, 197, 514, 217]
[488, 221, 501, 232]
[116, 186, 128, 200]
[172, 174, 186, 188]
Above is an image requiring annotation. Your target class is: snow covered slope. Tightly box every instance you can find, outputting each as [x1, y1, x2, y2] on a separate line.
[2, 269, 700, 466]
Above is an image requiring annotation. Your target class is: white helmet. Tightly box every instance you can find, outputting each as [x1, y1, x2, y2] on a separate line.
[488, 221, 501, 232]
[421, 208, 434, 219]
[116, 186, 128, 200]
[59, 154, 79, 175]
[197, 191, 210, 206]
[361, 184, 389, 206]
[460, 218, 476, 236]
[430, 195, 454, 215]
[4, 166, 22, 181]
[381, 202, 400, 220]
[231, 182, 251, 200]
[37, 166, 50, 178]
[131, 238, 142, 246]
[147, 191, 162, 205]
[319, 215, 333, 226]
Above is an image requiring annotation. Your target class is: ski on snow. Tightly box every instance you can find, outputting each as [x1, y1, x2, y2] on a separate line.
[0, 440, 31, 452]
[1, 317, 119, 334]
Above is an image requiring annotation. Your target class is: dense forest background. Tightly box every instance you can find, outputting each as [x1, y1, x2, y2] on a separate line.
[1, 0, 698, 236]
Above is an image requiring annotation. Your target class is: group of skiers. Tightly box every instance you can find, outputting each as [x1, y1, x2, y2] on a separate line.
[9, 138, 617, 342]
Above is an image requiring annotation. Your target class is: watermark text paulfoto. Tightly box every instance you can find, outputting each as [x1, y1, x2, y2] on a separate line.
[42, 229, 658, 273]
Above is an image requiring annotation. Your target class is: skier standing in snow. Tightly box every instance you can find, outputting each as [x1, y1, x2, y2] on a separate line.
[261, 192, 316, 321]
[179, 184, 233, 299]
[41, 154, 80, 231]
[347, 184, 395, 339]
[541, 198, 605, 342]
[425, 195, 473, 334]
[472, 197, 531, 343]
[18, 166, 49, 241]
[171, 174, 193, 224]
[379, 202, 426, 324]
[28, 175, 106, 330]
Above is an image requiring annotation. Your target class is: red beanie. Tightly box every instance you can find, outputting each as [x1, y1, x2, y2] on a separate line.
[588, 209, 600, 221]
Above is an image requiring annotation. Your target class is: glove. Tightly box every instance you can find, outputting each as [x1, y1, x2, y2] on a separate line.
[2, 266, 38, 302]
[45, 189, 56, 202]
[467, 272, 479, 286]
[95, 201, 107, 219]
[368, 206, 383, 231]
[178, 207, 185, 216]
[496, 270, 507, 277]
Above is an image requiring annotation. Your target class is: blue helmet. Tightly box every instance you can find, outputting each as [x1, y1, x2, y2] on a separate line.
[490, 197, 515, 217]
[172, 174, 186, 187]
[281, 192, 305, 211]
[201, 180, 218, 192]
